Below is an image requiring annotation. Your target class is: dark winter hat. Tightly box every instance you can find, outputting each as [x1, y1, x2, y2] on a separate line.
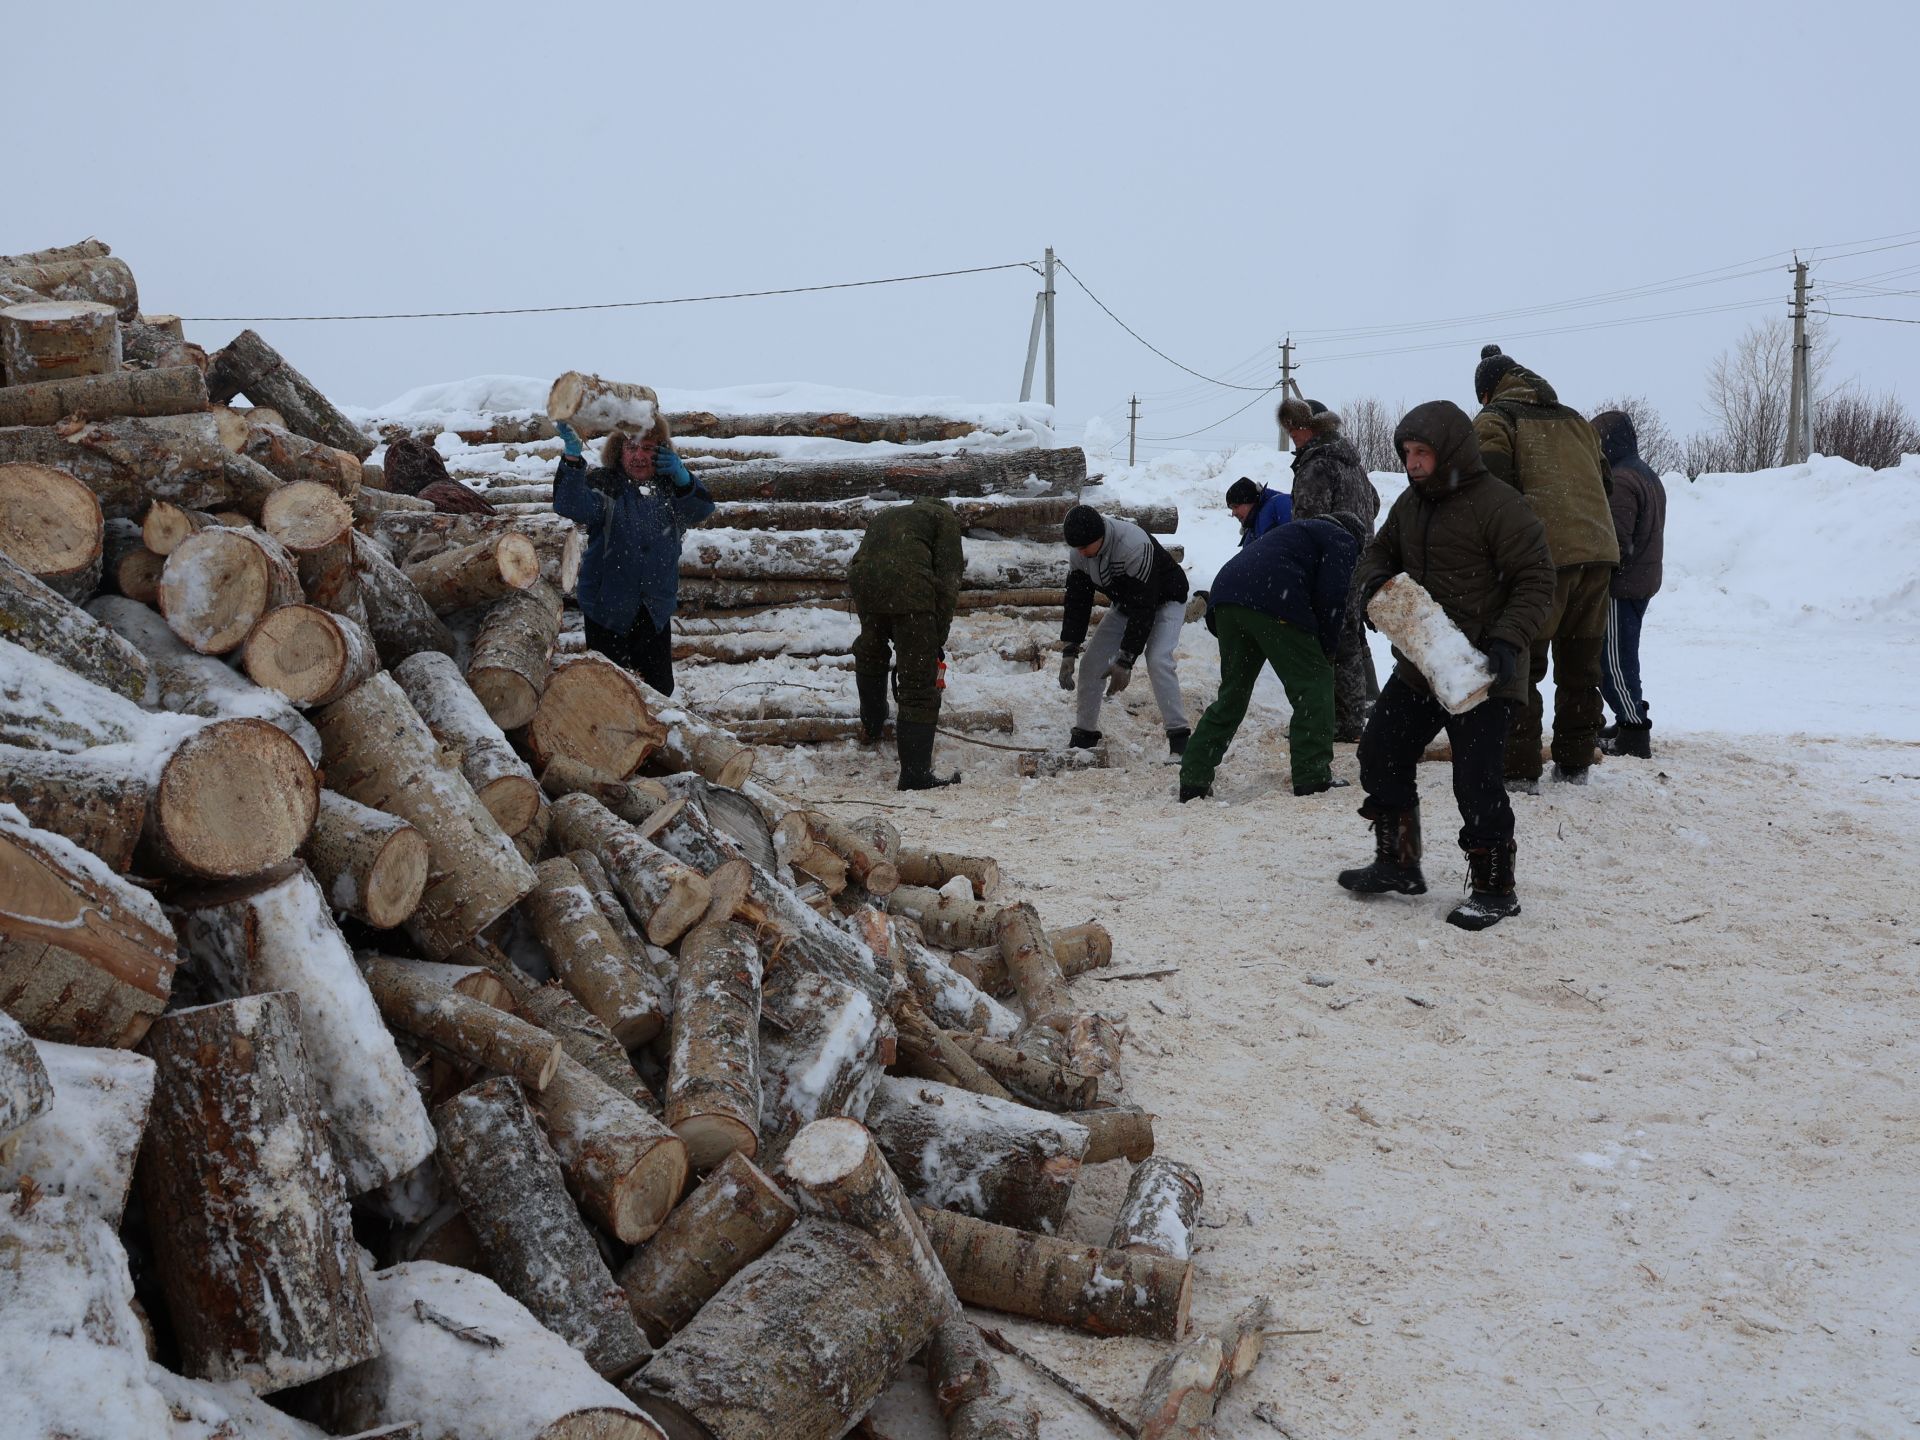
[1062, 504, 1105, 548]
[1474, 344, 1520, 401]
[1307, 398, 1329, 416]
[1277, 396, 1316, 430]
[1224, 477, 1261, 507]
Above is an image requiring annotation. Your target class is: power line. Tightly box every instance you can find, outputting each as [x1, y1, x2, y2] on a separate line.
[177, 260, 1042, 322]
[1052, 258, 1276, 391]
[1138, 383, 1285, 441]
[1815, 309, 1920, 325]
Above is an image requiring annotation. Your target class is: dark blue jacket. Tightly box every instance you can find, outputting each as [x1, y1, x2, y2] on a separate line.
[1237, 486, 1292, 547]
[554, 455, 716, 632]
[1208, 518, 1359, 657]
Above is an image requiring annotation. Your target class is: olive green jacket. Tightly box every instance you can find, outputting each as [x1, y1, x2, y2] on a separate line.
[847, 497, 965, 634]
[1473, 367, 1621, 569]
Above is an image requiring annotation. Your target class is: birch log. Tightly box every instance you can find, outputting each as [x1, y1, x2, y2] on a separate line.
[205, 329, 373, 457]
[665, 861, 762, 1170]
[528, 654, 668, 780]
[301, 792, 431, 927]
[241, 423, 362, 492]
[403, 533, 540, 614]
[0, 462, 104, 602]
[694, 445, 1087, 503]
[1108, 1156, 1203, 1260]
[393, 650, 541, 835]
[0, 299, 120, 381]
[0, 415, 283, 520]
[927, 1319, 1041, 1440]
[514, 980, 660, 1118]
[243, 604, 379, 707]
[0, 255, 137, 318]
[524, 856, 666, 1045]
[0, 1012, 53, 1165]
[158, 524, 302, 655]
[0, 549, 149, 699]
[0, 745, 150, 872]
[0, 364, 206, 429]
[757, 969, 890, 1164]
[351, 531, 457, 666]
[529, 1053, 687, 1244]
[100, 518, 163, 602]
[548, 793, 710, 946]
[1136, 1297, 1271, 1440]
[466, 579, 562, 729]
[359, 954, 561, 1091]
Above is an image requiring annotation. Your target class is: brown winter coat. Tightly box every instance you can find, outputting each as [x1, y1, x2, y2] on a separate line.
[1355, 401, 1557, 705]
[1592, 410, 1667, 600]
[1473, 367, 1620, 569]
[1290, 429, 1381, 534]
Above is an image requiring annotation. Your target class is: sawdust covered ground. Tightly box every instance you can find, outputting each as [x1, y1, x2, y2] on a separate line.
[784, 714, 1920, 1439]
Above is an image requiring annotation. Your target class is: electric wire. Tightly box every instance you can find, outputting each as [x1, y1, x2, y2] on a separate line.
[1052, 257, 1278, 391]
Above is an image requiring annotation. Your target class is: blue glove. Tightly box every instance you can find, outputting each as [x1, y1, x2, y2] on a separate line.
[553, 419, 584, 458]
[654, 446, 693, 491]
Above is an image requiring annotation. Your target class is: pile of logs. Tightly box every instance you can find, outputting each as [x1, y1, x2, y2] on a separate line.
[0, 242, 1253, 1440]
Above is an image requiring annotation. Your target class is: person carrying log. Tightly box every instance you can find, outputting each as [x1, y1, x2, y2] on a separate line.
[1057, 505, 1191, 758]
[552, 412, 714, 695]
[847, 497, 964, 790]
[1337, 401, 1554, 931]
[1178, 511, 1367, 803]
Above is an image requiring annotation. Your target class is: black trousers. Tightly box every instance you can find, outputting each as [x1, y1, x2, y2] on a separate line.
[585, 611, 674, 696]
[1358, 673, 1517, 851]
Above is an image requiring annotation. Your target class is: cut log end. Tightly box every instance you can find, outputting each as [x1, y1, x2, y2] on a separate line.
[363, 826, 432, 931]
[0, 463, 103, 588]
[670, 1111, 758, 1174]
[150, 718, 318, 879]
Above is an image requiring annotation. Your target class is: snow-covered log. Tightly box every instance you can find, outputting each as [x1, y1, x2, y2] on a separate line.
[206, 329, 373, 458]
[0, 1039, 152, 1222]
[865, 1076, 1090, 1234]
[0, 549, 149, 699]
[531, 1053, 687, 1244]
[548, 792, 710, 947]
[0, 746, 151, 872]
[394, 650, 541, 835]
[350, 531, 457, 666]
[301, 790, 430, 928]
[360, 954, 561, 1091]
[0, 298, 120, 381]
[636, 787, 750, 875]
[927, 1319, 1040, 1440]
[433, 1076, 651, 1378]
[158, 524, 302, 655]
[757, 969, 890, 1163]
[176, 866, 437, 1196]
[466, 579, 562, 729]
[0, 363, 206, 429]
[528, 654, 668, 780]
[734, 859, 896, 1010]
[243, 604, 379, 707]
[1367, 573, 1494, 714]
[887, 884, 1007, 950]
[896, 924, 1020, 1039]
[137, 991, 377, 1391]
[994, 901, 1073, 1031]
[139, 717, 319, 878]
[0, 254, 137, 318]
[627, 1220, 944, 1440]
[525, 855, 666, 1045]
[0, 461, 105, 602]
[695, 445, 1086, 503]
[945, 1032, 1098, 1112]
[0, 1011, 53, 1165]
[665, 861, 762, 1170]
[0, 415, 283, 520]
[614, 1148, 797, 1345]
[540, 758, 671, 821]
[316, 672, 536, 957]
[514, 979, 661, 1117]
[641, 685, 757, 789]
[953, 920, 1113, 996]
[403, 532, 540, 615]
[547, 370, 658, 430]
[915, 1206, 1193, 1341]
[1108, 1156, 1202, 1260]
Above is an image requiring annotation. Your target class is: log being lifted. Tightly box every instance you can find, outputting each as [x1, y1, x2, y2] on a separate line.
[176, 865, 438, 1196]
[206, 328, 374, 457]
[0, 363, 207, 429]
[927, 1319, 1040, 1440]
[529, 653, 669, 780]
[696, 445, 1087, 502]
[0, 1036, 152, 1224]
[524, 855, 665, 1045]
[359, 954, 561, 1092]
[158, 524, 303, 655]
[302, 790, 430, 929]
[466, 579, 563, 730]
[0, 254, 139, 319]
[393, 650, 542, 835]
[315, 672, 537, 956]
[404, 532, 540, 614]
[917, 1206, 1193, 1342]
[865, 1076, 1090, 1234]
[0, 549, 149, 699]
[548, 792, 710, 947]
[547, 370, 659, 430]
[308, 1260, 666, 1440]
[529, 1052, 687, 1244]
[351, 531, 457, 666]
[243, 604, 379, 707]
[665, 861, 762, 1170]
[627, 1219, 945, 1440]
[0, 801, 178, 1046]
[616, 1149, 797, 1345]
[0, 300, 120, 382]
[0, 414, 284, 520]
[136, 991, 377, 1391]
[433, 1076, 651, 1379]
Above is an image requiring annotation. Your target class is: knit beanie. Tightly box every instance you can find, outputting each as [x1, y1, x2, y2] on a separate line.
[1062, 505, 1104, 548]
[1474, 344, 1520, 401]
[1224, 477, 1261, 507]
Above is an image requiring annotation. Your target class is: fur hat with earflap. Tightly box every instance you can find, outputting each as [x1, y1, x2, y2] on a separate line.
[1278, 396, 1342, 435]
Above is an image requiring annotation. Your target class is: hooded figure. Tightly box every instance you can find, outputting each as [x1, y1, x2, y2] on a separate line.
[1589, 409, 1668, 758]
[1337, 400, 1555, 931]
[1057, 505, 1192, 756]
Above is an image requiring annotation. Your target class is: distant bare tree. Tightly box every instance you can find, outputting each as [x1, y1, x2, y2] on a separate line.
[1681, 431, 1734, 480]
[1700, 317, 1833, 472]
[1813, 388, 1920, 470]
[1590, 395, 1683, 474]
[1338, 395, 1402, 473]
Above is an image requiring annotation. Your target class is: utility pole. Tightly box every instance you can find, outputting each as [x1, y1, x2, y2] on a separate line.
[1785, 257, 1811, 465]
[1043, 247, 1057, 410]
[1276, 336, 1295, 451]
[1127, 394, 1139, 467]
[1019, 289, 1044, 403]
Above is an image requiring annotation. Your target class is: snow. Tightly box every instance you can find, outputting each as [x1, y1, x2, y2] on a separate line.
[0, 1040, 153, 1226]
[782, 1114, 872, 1184]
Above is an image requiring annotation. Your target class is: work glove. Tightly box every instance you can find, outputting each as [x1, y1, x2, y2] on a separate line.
[1057, 645, 1080, 691]
[1105, 658, 1135, 696]
[553, 419, 584, 459]
[654, 447, 693, 491]
[1483, 639, 1519, 688]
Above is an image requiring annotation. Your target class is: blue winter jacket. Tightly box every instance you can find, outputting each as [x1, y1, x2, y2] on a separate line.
[1237, 486, 1293, 547]
[1208, 517, 1359, 658]
[553, 453, 716, 632]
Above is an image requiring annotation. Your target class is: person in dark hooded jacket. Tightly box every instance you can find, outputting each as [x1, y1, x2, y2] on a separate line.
[1179, 512, 1366, 802]
[1590, 409, 1667, 758]
[1339, 400, 1555, 931]
[551, 413, 715, 696]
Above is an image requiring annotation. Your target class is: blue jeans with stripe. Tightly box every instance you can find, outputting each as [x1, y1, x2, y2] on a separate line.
[1600, 596, 1651, 727]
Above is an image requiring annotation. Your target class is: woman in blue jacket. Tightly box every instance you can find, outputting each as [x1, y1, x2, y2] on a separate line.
[551, 413, 715, 695]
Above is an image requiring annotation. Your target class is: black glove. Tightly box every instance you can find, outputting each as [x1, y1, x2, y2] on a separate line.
[1203, 607, 1218, 637]
[1483, 639, 1519, 687]
[1359, 573, 1390, 632]
[1057, 645, 1080, 691]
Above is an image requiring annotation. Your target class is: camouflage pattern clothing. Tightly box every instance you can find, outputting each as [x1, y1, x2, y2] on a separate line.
[1290, 427, 1383, 739]
[848, 498, 964, 727]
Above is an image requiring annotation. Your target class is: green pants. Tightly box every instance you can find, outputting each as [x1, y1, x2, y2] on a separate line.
[852, 610, 943, 725]
[1180, 605, 1334, 792]
[1506, 562, 1611, 780]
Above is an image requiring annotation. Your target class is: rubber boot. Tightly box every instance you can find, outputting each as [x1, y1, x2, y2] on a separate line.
[855, 670, 889, 745]
[1337, 809, 1427, 895]
[1294, 777, 1352, 797]
[1601, 724, 1651, 759]
[1166, 727, 1191, 758]
[896, 720, 959, 790]
[1068, 727, 1103, 750]
[1551, 763, 1589, 786]
[1448, 842, 1521, 931]
[1178, 783, 1211, 803]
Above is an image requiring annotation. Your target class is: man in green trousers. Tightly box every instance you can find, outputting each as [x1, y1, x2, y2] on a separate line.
[1180, 511, 1367, 801]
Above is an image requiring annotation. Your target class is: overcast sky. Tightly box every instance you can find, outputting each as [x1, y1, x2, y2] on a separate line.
[13, 1, 1917, 458]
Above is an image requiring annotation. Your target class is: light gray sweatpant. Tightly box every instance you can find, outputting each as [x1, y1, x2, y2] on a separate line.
[1075, 601, 1189, 733]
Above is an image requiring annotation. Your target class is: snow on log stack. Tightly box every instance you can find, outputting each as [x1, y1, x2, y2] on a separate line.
[0, 237, 1242, 1438]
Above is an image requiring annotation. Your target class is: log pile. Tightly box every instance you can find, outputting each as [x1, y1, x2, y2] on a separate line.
[1, 239, 1249, 1439]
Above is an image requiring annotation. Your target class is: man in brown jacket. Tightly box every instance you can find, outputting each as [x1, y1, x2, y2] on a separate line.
[1338, 400, 1555, 930]
[1472, 345, 1620, 787]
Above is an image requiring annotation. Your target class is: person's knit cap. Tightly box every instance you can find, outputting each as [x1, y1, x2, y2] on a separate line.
[1474, 344, 1520, 401]
[1224, 477, 1261, 507]
[1062, 504, 1105, 548]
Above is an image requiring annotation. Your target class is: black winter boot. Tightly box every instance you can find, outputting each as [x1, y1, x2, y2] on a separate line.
[1448, 843, 1520, 930]
[1068, 727, 1103, 750]
[1551, 763, 1589, 786]
[1166, 727, 1191, 758]
[1178, 782, 1211, 803]
[1601, 724, 1652, 759]
[1294, 776, 1352, 797]
[895, 720, 960, 791]
[1338, 810, 1427, 895]
[855, 670, 889, 745]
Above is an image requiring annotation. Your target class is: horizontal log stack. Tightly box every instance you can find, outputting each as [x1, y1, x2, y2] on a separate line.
[0, 241, 1242, 1439]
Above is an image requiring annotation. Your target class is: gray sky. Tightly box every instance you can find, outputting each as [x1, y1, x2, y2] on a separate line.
[14, 0, 1917, 455]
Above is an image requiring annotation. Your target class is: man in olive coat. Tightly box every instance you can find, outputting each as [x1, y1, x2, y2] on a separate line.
[1339, 400, 1555, 931]
[848, 497, 964, 790]
[1472, 345, 1620, 787]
